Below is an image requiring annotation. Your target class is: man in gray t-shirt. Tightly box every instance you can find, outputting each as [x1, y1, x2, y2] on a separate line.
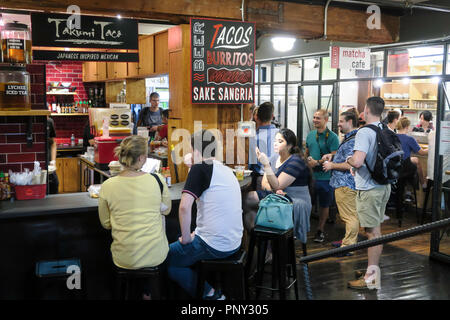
[346, 97, 391, 291]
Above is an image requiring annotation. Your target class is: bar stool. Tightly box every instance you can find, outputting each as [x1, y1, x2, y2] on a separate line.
[195, 249, 247, 300]
[114, 265, 163, 300]
[35, 258, 83, 300]
[245, 226, 299, 300]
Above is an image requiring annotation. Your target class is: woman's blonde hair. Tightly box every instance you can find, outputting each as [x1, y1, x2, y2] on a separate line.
[397, 116, 411, 131]
[114, 135, 148, 168]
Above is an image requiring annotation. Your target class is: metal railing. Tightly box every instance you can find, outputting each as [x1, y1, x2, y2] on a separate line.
[299, 217, 450, 300]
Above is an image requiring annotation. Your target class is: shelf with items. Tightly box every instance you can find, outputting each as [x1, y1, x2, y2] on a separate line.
[51, 113, 89, 116]
[46, 92, 77, 95]
[0, 110, 50, 116]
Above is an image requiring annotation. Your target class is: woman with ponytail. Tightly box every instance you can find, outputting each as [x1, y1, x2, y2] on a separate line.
[98, 135, 172, 299]
[244, 128, 312, 244]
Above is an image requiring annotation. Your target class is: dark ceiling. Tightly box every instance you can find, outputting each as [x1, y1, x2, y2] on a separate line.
[275, 0, 450, 15]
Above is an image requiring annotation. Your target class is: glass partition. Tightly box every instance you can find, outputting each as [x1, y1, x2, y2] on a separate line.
[260, 63, 272, 83]
[301, 85, 319, 144]
[273, 61, 286, 82]
[303, 58, 320, 81]
[287, 84, 299, 136]
[273, 84, 286, 127]
[387, 45, 444, 77]
[288, 59, 302, 82]
[320, 85, 334, 129]
[259, 85, 271, 104]
[321, 57, 337, 80]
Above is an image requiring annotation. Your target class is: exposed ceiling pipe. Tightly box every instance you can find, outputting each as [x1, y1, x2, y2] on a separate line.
[323, 0, 333, 40]
[332, 0, 450, 14]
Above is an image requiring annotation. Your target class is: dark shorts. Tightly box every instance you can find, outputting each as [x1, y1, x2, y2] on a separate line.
[314, 180, 334, 208]
[256, 190, 272, 201]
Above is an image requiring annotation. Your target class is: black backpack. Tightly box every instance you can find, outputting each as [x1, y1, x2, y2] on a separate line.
[363, 123, 404, 185]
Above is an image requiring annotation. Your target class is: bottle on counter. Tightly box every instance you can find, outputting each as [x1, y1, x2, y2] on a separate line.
[4, 173, 11, 199]
[71, 133, 75, 147]
[56, 102, 61, 114]
[164, 167, 171, 187]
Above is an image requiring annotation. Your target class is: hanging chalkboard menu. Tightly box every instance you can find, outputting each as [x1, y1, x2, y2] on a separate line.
[191, 18, 255, 104]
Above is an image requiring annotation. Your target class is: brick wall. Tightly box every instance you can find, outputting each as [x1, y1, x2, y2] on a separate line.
[53, 116, 89, 141]
[45, 61, 90, 140]
[46, 61, 88, 102]
[26, 64, 46, 110]
[0, 116, 47, 173]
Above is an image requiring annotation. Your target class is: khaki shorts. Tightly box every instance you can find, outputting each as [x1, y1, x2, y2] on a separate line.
[356, 185, 391, 228]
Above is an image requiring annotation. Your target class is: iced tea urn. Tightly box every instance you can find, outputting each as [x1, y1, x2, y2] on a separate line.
[1, 21, 32, 64]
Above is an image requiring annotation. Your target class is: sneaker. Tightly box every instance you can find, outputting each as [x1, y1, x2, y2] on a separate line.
[204, 289, 226, 300]
[313, 230, 325, 243]
[354, 270, 365, 279]
[331, 240, 342, 248]
[348, 278, 373, 290]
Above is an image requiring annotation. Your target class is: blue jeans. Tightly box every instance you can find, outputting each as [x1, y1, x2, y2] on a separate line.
[167, 235, 238, 298]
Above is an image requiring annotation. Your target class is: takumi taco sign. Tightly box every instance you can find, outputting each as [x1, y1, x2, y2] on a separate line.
[191, 18, 255, 104]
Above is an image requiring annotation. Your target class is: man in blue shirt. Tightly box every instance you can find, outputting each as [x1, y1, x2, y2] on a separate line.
[248, 102, 279, 191]
[306, 109, 340, 243]
[322, 109, 360, 255]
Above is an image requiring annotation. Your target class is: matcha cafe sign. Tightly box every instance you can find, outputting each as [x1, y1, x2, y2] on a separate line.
[31, 13, 138, 49]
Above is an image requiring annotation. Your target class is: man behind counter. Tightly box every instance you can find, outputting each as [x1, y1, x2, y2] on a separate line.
[137, 92, 163, 139]
[47, 117, 59, 194]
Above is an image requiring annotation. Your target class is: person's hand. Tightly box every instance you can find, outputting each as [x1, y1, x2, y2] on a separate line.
[350, 167, 356, 177]
[179, 231, 195, 245]
[322, 161, 333, 172]
[184, 153, 193, 168]
[276, 190, 286, 196]
[255, 146, 270, 167]
[307, 156, 318, 168]
[149, 126, 158, 132]
[322, 154, 333, 162]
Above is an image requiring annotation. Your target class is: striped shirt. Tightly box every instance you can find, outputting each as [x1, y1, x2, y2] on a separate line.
[272, 154, 310, 187]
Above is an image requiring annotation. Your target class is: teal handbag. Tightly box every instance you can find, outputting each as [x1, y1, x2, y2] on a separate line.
[255, 193, 294, 230]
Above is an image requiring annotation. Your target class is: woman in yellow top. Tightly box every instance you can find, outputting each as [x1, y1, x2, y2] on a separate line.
[98, 135, 172, 274]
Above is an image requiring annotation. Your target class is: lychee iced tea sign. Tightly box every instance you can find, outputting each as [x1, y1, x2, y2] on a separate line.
[191, 18, 255, 104]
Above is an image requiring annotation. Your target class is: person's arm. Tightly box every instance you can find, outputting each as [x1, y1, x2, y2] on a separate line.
[323, 160, 351, 172]
[50, 139, 57, 163]
[98, 193, 111, 230]
[178, 193, 194, 244]
[265, 170, 296, 191]
[261, 173, 271, 191]
[156, 173, 172, 215]
[346, 150, 366, 169]
[418, 148, 428, 156]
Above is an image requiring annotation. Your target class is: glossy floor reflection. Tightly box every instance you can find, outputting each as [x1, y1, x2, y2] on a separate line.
[252, 208, 450, 300]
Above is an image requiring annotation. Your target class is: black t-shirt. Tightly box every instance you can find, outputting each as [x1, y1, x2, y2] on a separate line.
[47, 118, 56, 163]
[83, 124, 94, 151]
[182, 162, 213, 199]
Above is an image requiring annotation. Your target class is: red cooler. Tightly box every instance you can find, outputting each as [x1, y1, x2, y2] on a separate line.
[94, 136, 127, 170]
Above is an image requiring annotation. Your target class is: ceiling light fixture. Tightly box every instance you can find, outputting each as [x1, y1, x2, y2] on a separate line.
[374, 79, 384, 88]
[271, 36, 296, 52]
